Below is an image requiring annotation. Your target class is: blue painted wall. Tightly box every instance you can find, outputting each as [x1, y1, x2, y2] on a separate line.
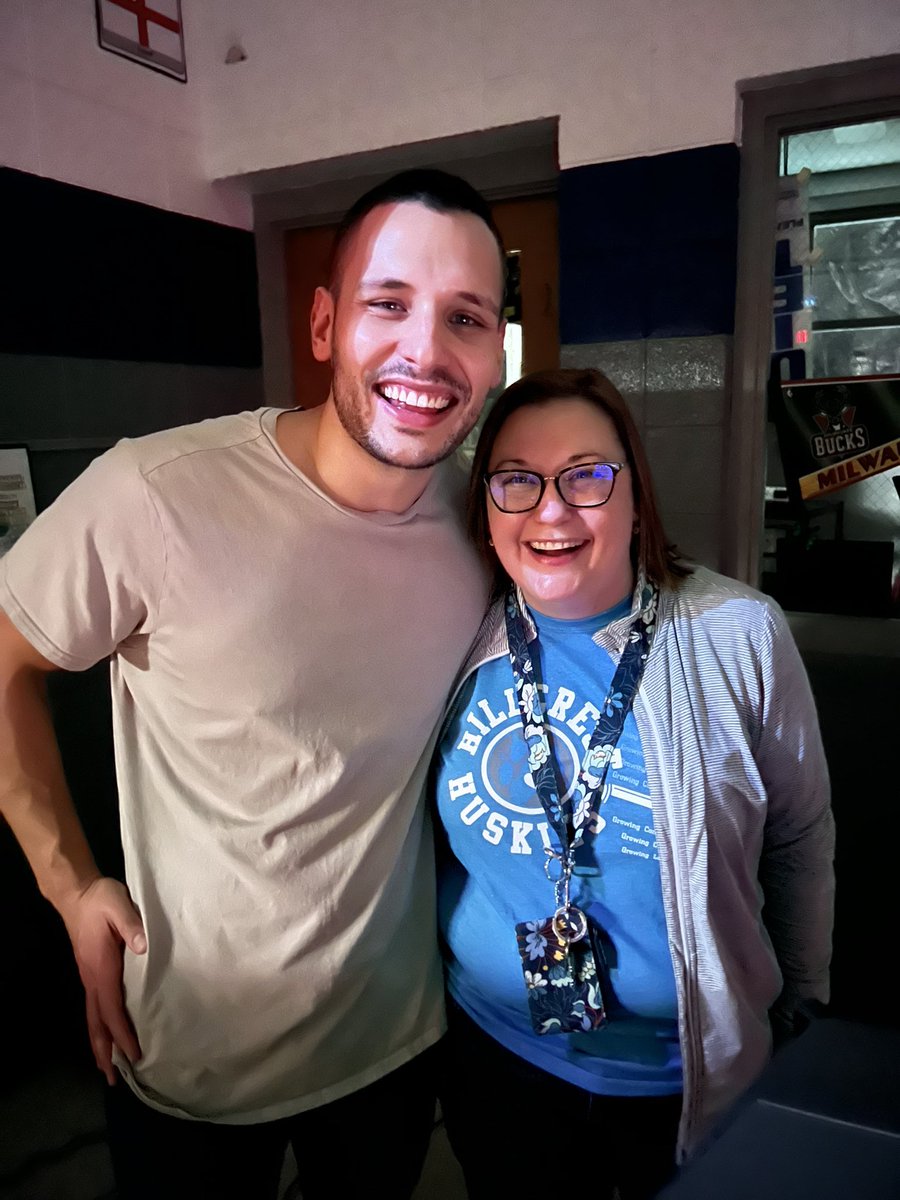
[559, 144, 740, 343]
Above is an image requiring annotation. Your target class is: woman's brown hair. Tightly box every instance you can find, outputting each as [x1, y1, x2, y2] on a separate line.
[466, 368, 692, 599]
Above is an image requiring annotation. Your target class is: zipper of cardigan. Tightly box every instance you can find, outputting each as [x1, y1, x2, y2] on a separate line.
[638, 693, 703, 1159]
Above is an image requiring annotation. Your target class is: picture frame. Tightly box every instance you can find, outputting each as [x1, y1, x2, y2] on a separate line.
[95, 0, 187, 83]
[0, 444, 38, 558]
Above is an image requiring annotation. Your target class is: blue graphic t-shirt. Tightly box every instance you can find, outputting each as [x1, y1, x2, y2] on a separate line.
[436, 598, 682, 1095]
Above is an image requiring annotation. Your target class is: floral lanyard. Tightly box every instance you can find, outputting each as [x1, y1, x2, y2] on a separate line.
[504, 579, 659, 944]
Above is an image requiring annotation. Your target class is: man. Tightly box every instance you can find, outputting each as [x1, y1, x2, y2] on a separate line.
[0, 170, 506, 1198]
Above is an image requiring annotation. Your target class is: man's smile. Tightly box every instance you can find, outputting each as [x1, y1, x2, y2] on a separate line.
[376, 382, 455, 411]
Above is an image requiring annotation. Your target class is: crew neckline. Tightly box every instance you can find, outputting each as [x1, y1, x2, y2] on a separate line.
[260, 407, 441, 526]
[527, 594, 632, 635]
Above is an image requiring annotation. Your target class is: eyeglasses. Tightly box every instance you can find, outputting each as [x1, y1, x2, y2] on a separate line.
[485, 461, 624, 513]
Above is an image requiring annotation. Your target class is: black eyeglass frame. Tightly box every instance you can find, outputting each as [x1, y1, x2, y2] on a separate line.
[484, 461, 625, 513]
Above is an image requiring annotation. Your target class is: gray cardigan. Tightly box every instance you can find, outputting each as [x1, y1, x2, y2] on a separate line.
[445, 566, 835, 1159]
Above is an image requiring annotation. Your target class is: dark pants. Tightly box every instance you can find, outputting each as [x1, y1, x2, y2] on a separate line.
[105, 1047, 438, 1200]
[439, 1000, 681, 1200]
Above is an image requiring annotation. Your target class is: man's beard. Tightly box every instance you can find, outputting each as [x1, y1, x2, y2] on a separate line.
[330, 360, 479, 471]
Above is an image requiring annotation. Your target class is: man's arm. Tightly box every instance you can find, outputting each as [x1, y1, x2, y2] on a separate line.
[0, 610, 146, 1083]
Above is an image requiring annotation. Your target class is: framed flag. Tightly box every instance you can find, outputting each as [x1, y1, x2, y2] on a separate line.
[95, 0, 186, 82]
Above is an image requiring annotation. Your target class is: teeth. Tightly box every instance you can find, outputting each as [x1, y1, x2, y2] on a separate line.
[530, 541, 582, 551]
[380, 384, 451, 410]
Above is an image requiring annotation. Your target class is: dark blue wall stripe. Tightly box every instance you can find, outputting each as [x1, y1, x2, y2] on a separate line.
[0, 167, 262, 368]
[559, 144, 740, 343]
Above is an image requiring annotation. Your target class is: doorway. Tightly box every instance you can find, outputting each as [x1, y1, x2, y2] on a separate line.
[728, 54, 900, 1030]
[725, 55, 900, 601]
[763, 115, 900, 618]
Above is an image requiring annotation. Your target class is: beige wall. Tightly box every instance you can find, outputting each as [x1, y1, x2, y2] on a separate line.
[0, 0, 249, 226]
[195, 0, 899, 180]
[3, 1, 897, 224]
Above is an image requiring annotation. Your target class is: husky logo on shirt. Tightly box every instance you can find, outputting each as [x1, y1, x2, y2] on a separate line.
[445, 681, 628, 855]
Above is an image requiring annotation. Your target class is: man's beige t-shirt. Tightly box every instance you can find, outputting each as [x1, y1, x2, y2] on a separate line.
[0, 408, 487, 1122]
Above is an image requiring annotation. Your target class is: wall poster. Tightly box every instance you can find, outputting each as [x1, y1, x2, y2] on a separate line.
[775, 376, 900, 500]
[0, 446, 37, 558]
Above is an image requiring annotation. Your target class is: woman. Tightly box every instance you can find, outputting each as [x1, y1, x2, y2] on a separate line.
[434, 368, 834, 1199]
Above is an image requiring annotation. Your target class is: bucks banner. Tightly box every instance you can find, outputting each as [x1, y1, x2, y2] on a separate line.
[775, 376, 900, 500]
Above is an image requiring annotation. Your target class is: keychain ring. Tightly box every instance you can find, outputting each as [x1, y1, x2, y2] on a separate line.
[544, 850, 565, 884]
[552, 905, 588, 945]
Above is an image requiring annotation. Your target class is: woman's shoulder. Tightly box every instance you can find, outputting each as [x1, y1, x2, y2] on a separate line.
[665, 566, 789, 638]
[669, 564, 778, 607]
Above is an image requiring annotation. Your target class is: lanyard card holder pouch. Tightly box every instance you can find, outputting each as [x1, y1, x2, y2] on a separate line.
[515, 913, 607, 1035]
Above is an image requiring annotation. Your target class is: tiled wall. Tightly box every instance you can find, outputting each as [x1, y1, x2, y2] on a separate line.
[560, 337, 730, 570]
[0, 354, 264, 509]
[557, 145, 739, 571]
[0, 356, 264, 444]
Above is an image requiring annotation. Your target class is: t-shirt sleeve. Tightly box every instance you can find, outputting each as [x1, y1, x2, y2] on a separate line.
[0, 443, 166, 671]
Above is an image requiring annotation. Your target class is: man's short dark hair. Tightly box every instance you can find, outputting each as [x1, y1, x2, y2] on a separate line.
[329, 168, 505, 299]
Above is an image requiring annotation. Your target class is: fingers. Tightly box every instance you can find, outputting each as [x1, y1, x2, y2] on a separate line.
[86, 990, 116, 1086]
[68, 878, 146, 1079]
[85, 952, 142, 1079]
[93, 916, 143, 1065]
[104, 1000, 143, 1068]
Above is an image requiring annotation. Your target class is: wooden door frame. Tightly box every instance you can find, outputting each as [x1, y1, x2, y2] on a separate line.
[247, 119, 559, 408]
[724, 54, 900, 584]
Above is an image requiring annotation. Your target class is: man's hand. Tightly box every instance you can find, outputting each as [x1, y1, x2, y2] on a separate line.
[61, 877, 147, 1085]
[0, 616, 145, 1083]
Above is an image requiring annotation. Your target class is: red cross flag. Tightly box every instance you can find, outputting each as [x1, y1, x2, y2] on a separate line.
[96, 0, 186, 82]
